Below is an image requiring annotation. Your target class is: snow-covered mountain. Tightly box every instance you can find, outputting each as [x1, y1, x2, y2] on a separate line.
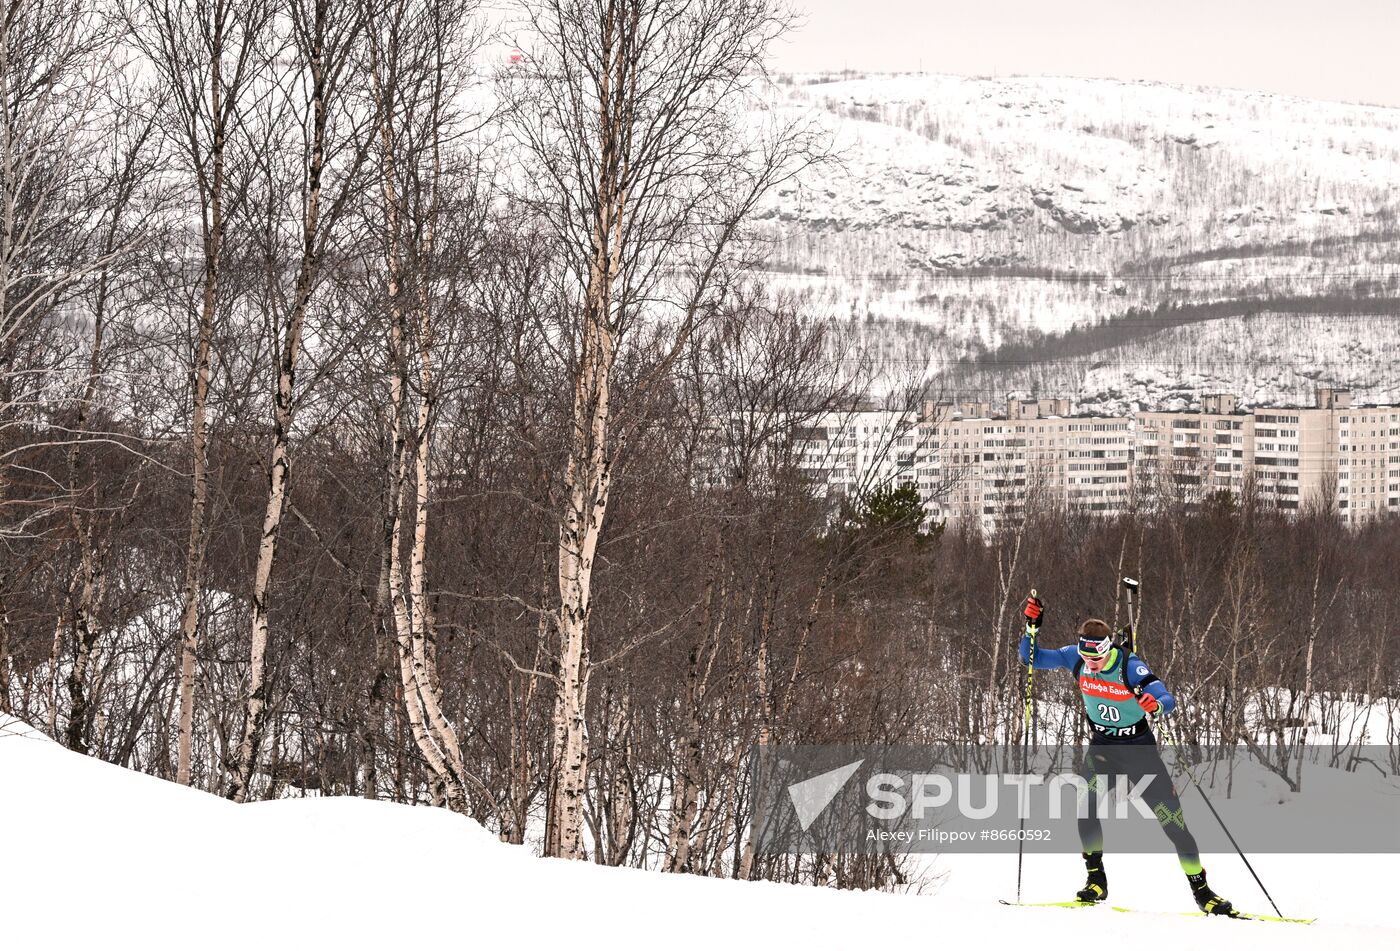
[758, 73, 1400, 409]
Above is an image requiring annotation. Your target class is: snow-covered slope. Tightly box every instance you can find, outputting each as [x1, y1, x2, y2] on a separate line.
[772, 74, 1400, 258]
[2, 715, 1394, 950]
[942, 310, 1400, 415]
[758, 73, 1400, 404]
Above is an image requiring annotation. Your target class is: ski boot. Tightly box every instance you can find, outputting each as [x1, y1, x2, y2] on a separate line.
[1188, 870, 1235, 916]
[1076, 852, 1107, 903]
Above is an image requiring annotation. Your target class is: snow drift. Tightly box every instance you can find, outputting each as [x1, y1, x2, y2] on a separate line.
[1, 715, 1393, 950]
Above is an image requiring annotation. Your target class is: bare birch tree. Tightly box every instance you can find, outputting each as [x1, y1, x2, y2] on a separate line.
[227, 0, 374, 801]
[128, 0, 275, 784]
[0, 1, 163, 752]
[502, 0, 805, 859]
[1, 1, 130, 543]
[362, 0, 485, 812]
[61, 86, 162, 755]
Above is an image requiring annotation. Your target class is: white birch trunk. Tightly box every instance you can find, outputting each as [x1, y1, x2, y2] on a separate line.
[544, 6, 630, 857]
[0, 588, 11, 713]
[63, 196, 123, 755]
[64, 525, 103, 752]
[229, 24, 328, 801]
[364, 10, 469, 811]
[45, 595, 69, 738]
[175, 135, 220, 785]
[549, 255, 618, 859]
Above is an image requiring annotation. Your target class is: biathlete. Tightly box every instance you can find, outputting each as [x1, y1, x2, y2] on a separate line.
[1019, 594, 1234, 915]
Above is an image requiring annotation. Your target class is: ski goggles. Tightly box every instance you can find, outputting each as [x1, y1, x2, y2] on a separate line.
[1077, 635, 1114, 659]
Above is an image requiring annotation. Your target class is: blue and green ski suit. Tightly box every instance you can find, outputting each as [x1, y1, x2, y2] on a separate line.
[1019, 631, 1203, 874]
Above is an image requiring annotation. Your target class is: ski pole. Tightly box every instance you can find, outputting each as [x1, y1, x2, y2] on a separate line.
[1016, 589, 1038, 904]
[1155, 721, 1286, 919]
[1021, 588, 1039, 735]
[1126, 575, 1285, 919]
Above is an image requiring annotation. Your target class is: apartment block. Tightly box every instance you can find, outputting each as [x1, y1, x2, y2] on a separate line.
[791, 388, 1399, 530]
[1236, 387, 1398, 521]
[1126, 387, 1398, 522]
[1330, 391, 1400, 522]
[795, 408, 922, 499]
[1136, 393, 1253, 502]
[802, 398, 1132, 531]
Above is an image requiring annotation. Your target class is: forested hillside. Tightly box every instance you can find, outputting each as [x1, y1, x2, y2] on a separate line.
[760, 73, 1400, 404]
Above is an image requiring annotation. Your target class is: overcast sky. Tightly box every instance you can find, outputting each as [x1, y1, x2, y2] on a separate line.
[772, 1, 1400, 108]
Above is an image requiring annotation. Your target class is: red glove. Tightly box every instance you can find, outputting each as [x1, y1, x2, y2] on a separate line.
[1136, 693, 1160, 714]
[1023, 595, 1045, 629]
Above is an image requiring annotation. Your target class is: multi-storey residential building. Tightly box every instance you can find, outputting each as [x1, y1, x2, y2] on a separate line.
[915, 397, 1130, 530]
[1333, 392, 1399, 523]
[795, 408, 923, 499]
[1250, 405, 1307, 512]
[1390, 407, 1400, 517]
[1136, 393, 1253, 504]
[791, 388, 1399, 531]
[1063, 412, 1134, 515]
[1249, 388, 1398, 521]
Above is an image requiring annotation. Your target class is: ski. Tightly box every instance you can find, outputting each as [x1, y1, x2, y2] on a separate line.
[1111, 907, 1316, 925]
[999, 899, 1314, 924]
[999, 899, 1100, 909]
